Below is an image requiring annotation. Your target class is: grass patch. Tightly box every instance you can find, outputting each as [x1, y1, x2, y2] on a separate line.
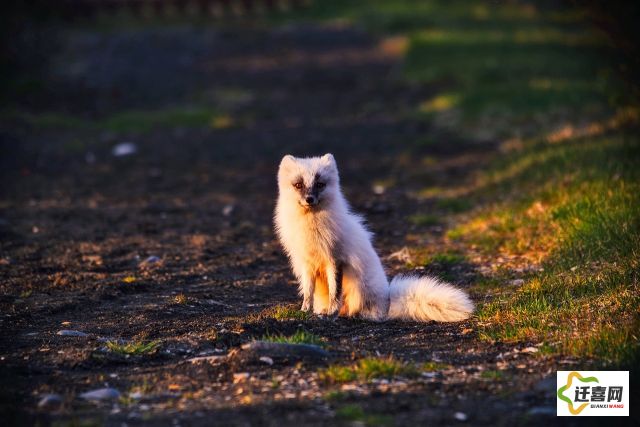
[480, 370, 505, 380]
[102, 107, 219, 132]
[2, 106, 226, 133]
[271, 305, 311, 321]
[280, 1, 640, 368]
[172, 293, 188, 305]
[405, 249, 466, 271]
[469, 276, 507, 294]
[105, 340, 160, 356]
[323, 390, 346, 402]
[279, 0, 629, 141]
[294, 0, 640, 368]
[425, 251, 466, 267]
[466, 133, 640, 366]
[436, 198, 472, 213]
[16, 111, 88, 130]
[261, 330, 324, 347]
[409, 213, 440, 226]
[422, 361, 451, 372]
[320, 356, 420, 383]
[336, 404, 392, 426]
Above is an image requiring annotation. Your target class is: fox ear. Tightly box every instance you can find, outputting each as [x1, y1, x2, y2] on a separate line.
[280, 154, 297, 170]
[321, 153, 336, 166]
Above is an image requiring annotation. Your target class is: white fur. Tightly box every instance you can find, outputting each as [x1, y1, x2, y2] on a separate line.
[388, 275, 474, 322]
[274, 154, 474, 322]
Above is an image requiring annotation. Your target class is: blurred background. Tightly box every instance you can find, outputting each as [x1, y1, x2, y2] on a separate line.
[1, 0, 638, 186]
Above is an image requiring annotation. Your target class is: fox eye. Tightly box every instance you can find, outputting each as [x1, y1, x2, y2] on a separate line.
[293, 182, 303, 189]
[317, 182, 326, 189]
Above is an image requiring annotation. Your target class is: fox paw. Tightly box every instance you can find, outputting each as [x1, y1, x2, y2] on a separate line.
[301, 300, 312, 312]
[327, 298, 342, 316]
[327, 304, 340, 316]
[313, 306, 328, 316]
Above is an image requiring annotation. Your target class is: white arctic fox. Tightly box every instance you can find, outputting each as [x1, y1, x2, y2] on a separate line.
[274, 153, 474, 322]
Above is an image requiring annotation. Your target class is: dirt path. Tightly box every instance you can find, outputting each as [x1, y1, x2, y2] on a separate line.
[0, 24, 585, 426]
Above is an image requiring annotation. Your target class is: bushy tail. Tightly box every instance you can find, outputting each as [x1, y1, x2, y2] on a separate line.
[387, 275, 474, 322]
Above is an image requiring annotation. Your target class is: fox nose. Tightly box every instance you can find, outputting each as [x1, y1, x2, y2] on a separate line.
[305, 195, 317, 205]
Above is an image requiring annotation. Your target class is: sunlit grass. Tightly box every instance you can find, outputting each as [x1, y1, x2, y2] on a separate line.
[261, 330, 324, 347]
[266, 304, 311, 321]
[273, 0, 639, 369]
[320, 357, 421, 383]
[419, 93, 460, 113]
[426, 251, 466, 266]
[210, 114, 234, 129]
[277, 0, 638, 368]
[422, 361, 451, 371]
[282, 0, 640, 368]
[106, 340, 160, 356]
[172, 293, 188, 305]
[458, 133, 640, 366]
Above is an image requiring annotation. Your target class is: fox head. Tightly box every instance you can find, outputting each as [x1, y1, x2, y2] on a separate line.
[277, 153, 340, 210]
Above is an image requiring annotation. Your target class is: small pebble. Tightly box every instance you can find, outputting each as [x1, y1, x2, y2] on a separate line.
[259, 356, 274, 365]
[56, 330, 88, 337]
[222, 204, 234, 216]
[454, 412, 468, 421]
[37, 394, 63, 411]
[79, 388, 121, 402]
[112, 142, 137, 157]
[140, 255, 161, 268]
[509, 279, 525, 286]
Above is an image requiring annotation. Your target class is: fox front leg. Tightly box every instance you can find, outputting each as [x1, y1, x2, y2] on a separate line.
[299, 271, 315, 312]
[326, 262, 343, 315]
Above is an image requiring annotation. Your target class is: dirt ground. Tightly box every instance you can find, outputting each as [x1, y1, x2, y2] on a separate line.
[0, 23, 611, 426]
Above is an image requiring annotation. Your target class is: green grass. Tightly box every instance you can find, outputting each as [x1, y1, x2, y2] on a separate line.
[470, 276, 507, 294]
[171, 293, 188, 305]
[320, 357, 421, 383]
[335, 404, 392, 426]
[480, 370, 505, 380]
[280, 0, 629, 140]
[409, 213, 440, 226]
[261, 330, 325, 347]
[101, 107, 221, 132]
[425, 251, 466, 267]
[2, 106, 226, 133]
[105, 340, 160, 356]
[280, 1, 639, 367]
[271, 305, 311, 321]
[435, 198, 472, 213]
[406, 248, 467, 269]
[461, 133, 640, 366]
[323, 390, 347, 402]
[421, 361, 451, 372]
